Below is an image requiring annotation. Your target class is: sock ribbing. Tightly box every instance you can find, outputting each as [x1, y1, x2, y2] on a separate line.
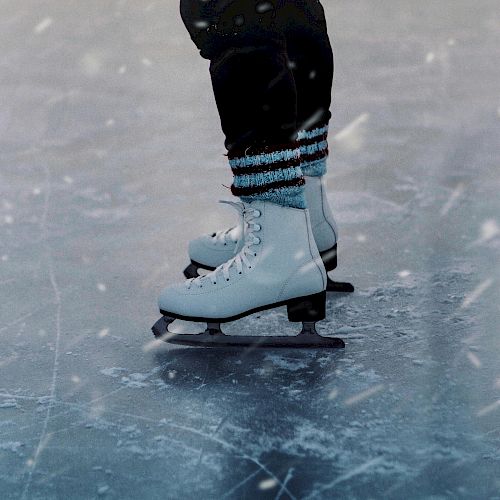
[297, 124, 329, 177]
[229, 144, 306, 209]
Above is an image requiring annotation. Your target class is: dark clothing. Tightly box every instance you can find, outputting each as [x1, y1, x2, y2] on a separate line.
[180, 0, 334, 156]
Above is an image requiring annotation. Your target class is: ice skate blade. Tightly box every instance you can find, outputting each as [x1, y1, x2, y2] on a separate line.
[326, 277, 354, 293]
[167, 332, 345, 349]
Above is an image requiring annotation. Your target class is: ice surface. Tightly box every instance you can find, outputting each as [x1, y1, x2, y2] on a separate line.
[1, 0, 500, 498]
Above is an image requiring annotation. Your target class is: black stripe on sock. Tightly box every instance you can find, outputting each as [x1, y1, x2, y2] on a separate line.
[228, 141, 300, 160]
[300, 148, 329, 162]
[298, 132, 329, 147]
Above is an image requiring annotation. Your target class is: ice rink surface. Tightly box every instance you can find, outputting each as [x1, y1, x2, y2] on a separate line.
[1, 0, 500, 498]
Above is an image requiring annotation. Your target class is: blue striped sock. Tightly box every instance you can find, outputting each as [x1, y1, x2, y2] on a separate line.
[297, 124, 329, 177]
[229, 145, 306, 209]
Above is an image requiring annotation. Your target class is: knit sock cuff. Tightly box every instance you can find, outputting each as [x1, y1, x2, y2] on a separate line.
[297, 124, 329, 177]
[229, 144, 306, 209]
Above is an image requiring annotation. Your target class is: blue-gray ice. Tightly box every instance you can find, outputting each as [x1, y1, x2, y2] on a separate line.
[1, 0, 499, 498]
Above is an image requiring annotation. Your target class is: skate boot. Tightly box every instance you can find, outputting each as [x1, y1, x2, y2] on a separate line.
[183, 177, 354, 293]
[304, 176, 354, 293]
[153, 201, 345, 348]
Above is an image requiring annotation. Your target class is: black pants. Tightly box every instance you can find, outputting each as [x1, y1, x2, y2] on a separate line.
[180, 0, 334, 157]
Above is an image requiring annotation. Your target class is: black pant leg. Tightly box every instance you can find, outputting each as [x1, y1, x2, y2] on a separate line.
[281, 0, 334, 131]
[180, 0, 298, 155]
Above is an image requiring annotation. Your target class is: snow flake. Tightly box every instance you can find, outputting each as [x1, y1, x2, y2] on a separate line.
[259, 478, 278, 490]
[425, 52, 435, 63]
[98, 328, 110, 338]
[344, 384, 384, 406]
[34, 17, 53, 35]
[467, 352, 482, 369]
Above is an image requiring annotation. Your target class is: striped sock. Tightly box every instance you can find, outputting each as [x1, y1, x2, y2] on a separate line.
[297, 124, 329, 177]
[229, 143, 306, 209]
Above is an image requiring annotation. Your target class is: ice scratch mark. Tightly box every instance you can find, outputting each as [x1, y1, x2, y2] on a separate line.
[21, 165, 62, 500]
[0, 306, 47, 334]
[344, 384, 384, 406]
[0, 394, 39, 401]
[460, 279, 493, 309]
[440, 183, 465, 216]
[222, 469, 261, 498]
[197, 416, 228, 466]
[275, 468, 294, 500]
[305, 458, 383, 498]
[477, 400, 500, 417]
[133, 412, 295, 498]
[34, 17, 53, 34]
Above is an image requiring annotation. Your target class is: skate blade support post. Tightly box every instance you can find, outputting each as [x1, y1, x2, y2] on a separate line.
[184, 244, 354, 294]
[151, 292, 345, 349]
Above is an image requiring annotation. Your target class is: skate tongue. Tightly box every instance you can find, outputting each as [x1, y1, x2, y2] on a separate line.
[218, 199, 245, 212]
[218, 200, 247, 253]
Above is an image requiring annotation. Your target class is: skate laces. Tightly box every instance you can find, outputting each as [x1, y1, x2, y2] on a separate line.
[186, 201, 261, 289]
[211, 226, 237, 245]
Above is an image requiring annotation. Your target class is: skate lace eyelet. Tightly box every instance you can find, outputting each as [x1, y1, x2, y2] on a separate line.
[253, 210, 261, 217]
[226, 278, 229, 281]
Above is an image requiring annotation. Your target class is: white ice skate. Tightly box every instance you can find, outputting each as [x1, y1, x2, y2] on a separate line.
[183, 176, 353, 293]
[152, 200, 345, 348]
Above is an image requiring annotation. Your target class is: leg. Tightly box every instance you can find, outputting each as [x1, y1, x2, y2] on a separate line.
[281, 0, 333, 175]
[180, 0, 305, 208]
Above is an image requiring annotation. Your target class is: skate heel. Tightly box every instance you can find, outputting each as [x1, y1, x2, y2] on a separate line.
[287, 291, 326, 322]
[320, 244, 338, 272]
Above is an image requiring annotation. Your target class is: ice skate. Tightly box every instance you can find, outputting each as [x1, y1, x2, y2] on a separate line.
[153, 200, 345, 348]
[183, 176, 354, 293]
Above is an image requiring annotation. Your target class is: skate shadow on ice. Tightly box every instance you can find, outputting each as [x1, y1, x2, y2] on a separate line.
[153, 311, 345, 391]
